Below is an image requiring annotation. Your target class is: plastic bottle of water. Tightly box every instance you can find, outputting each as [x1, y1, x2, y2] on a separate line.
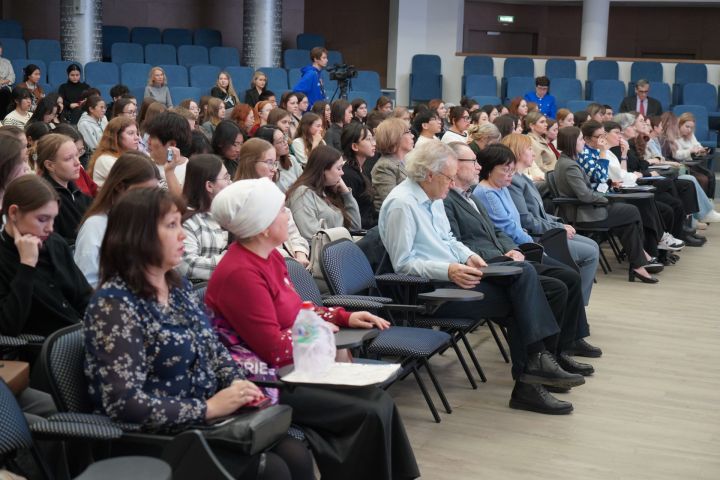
[292, 301, 336, 374]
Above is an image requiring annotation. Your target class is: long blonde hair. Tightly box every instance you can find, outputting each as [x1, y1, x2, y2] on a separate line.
[216, 71, 239, 105]
[147, 66, 167, 87]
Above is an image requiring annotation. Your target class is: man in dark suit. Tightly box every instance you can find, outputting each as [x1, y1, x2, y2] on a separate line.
[443, 142, 599, 366]
[619, 79, 663, 116]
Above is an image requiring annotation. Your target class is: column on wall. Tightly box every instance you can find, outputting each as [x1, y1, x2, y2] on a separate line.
[60, 0, 103, 65]
[242, 0, 283, 69]
[387, 0, 464, 107]
[580, 0, 610, 59]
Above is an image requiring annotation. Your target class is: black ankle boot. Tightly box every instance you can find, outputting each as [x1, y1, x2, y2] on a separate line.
[520, 351, 585, 388]
[509, 381, 574, 415]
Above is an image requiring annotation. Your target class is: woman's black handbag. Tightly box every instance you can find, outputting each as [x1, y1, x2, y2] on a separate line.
[197, 404, 292, 455]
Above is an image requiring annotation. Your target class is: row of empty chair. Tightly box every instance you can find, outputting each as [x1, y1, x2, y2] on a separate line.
[410, 54, 719, 108]
[102, 26, 222, 59]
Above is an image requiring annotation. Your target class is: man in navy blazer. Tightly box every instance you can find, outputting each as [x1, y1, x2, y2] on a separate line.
[619, 79, 663, 116]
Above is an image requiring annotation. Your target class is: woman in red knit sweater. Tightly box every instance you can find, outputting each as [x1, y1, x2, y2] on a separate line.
[206, 178, 419, 480]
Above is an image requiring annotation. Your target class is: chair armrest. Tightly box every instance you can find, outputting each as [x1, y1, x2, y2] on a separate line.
[0, 335, 27, 348]
[322, 294, 393, 304]
[49, 412, 145, 432]
[374, 273, 431, 286]
[30, 419, 123, 441]
[551, 197, 583, 205]
[322, 296, 386, 310]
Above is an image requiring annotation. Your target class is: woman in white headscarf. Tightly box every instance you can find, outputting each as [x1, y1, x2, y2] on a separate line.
[206, 177, 420, 480]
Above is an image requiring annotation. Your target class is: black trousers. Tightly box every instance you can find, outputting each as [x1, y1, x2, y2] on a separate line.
[577, 202, 648, 268]
[613, 196, 662, 255]
[433, 260, 560, 379]
[688, 162, 716, 198]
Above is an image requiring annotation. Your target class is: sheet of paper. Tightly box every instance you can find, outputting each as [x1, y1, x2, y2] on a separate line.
[281, 362, 401, 386]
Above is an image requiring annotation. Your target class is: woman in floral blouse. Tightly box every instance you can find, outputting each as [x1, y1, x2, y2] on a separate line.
[207, 178, 420, 480]
[83, 187, 313, 480]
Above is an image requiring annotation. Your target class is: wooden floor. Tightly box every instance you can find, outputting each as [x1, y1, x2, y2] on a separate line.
[389, 219, 720, 480]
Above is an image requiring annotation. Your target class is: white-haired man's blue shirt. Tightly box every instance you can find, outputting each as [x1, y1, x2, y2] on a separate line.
[379, 178, 475, 281]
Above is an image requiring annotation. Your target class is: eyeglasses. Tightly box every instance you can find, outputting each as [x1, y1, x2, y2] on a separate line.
[257, 160, 279, 169]
[458, 157, 478, 164]
[591, 133, 606, 139]
[124, 110, 137, 116]
[500, 166, 515, 175]
[435, 170, 456, 184]
[273, 137, 288, 146]
[637, 89, 650, 94]
[216, 173, 231, 182]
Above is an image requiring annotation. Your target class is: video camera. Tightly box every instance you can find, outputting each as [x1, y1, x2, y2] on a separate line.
[327, 63, 358, 82]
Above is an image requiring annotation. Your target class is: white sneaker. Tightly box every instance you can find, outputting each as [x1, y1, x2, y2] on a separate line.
[700, 210, 720, 223]
[658, 232, 685, 251]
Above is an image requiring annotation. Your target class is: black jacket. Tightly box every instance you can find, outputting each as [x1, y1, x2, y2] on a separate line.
[443, 188, 517, 260]
[323, 124, 343, 152]
[0, 230, 91, 337]
[244, 88, 261, 107]
[44, 174, 92, 246]
[619, 96, 663, 116]
[343, 162, 377, 229]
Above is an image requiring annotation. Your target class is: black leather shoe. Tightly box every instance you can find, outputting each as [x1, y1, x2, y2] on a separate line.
[644, 261, 664, 274]
[564, 338, 603, 358]
[520, 351, 585, 388]
[509, 381, 573, 415]
[545, 385, 571, 394]
[682, 234, 706, 247]
[558, 352, 594, 376]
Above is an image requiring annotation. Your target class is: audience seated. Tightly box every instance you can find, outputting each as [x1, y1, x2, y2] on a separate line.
[27, 94, 60, 128]
[411, 109, 442, 148]
[83, 186, 313, 479]
[230, 102, 254, 139]
[145, 111, 191, 196]
[671, 112, 716, 199]
[176, 153, 230, 282]
[508, 97, 528, 131]
[207, 178, 418, 479]
[210, 71, 240, 110]
[286, 144, 361, 242]
[524, 76, 556, 119]
[502, 134, 600, 305]
[3, 86, 33, 127]
[244, 70, 267, 107]
[341, 122, 377, 228]
[255, 124, 302, 193]
[75, 152, 159, 287]
[250, 99, 273, 136]
[52, 123, 97, 196]
[374, 96, 393, 114]
[467, 123, 501, 158]
[310, 100, 330, 132]
[77, 95, 108, 155]
[87, 116, 140, 187]
[291, 112, 324, 167]
[145, 66, 173, 108]
[201, 97, 225, 137]
[371, 117, 413, 210]
[292, 47, 328, 108]
[279, 91, 301, 138]
[378, 140, 585, 414]
[446, 140, 599, 358]
[525, 111, 557, 176]
[0, 133, 30, 210]
[18, 64, 43, 112]
[323, 99, 351, 151]
[0, 42, 14, 117]
[0, 175, 91, 337]
[36, 133, 92, 245]
[351, 97, 368, 124]
[553, 126, 661, 283]
[556, 108, 574, 128]
[619, 79, 662, 116]
[57, 63, 89, 123]
[211, 119, 243, 179]
[441, 106, 469, 144]
[233, 138, 310, 267]
[106, 84, 131, 121]
[267, 107, 293, 140]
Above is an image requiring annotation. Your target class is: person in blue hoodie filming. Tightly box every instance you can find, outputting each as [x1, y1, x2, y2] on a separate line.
[293, 47, 328, 108]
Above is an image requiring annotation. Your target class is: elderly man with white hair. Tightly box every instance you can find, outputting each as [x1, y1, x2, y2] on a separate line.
[378, 141, 585, 415]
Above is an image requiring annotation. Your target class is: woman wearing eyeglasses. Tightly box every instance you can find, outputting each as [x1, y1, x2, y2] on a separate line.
[87, 116, 140, 187]
[286, 145, 361, 243]
[235, 138, 311, 267]
[254, 125, 302, 193]
[177, 154, 232, 283]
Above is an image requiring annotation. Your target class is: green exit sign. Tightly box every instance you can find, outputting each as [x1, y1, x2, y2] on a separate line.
[498, 15, 514, 23]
